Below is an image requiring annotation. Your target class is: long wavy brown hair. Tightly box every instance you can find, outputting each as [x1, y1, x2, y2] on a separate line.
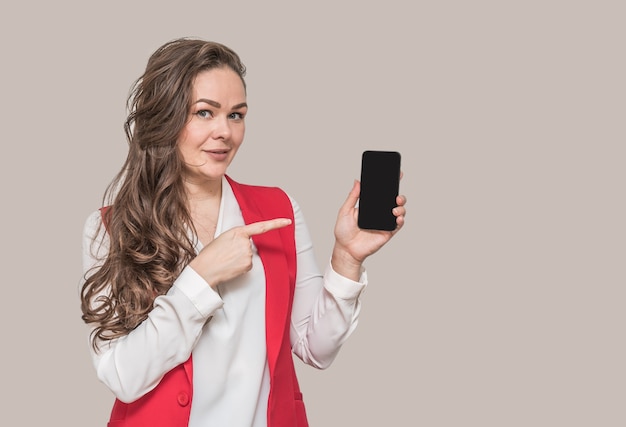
[80, 38, 247, 351]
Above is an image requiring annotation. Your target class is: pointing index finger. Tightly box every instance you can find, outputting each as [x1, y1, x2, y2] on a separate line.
[243, 218, 292, 237]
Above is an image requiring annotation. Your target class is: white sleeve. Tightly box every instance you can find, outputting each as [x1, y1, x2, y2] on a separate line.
[288, 198, 367, 369]
[80, 210, 224, 403]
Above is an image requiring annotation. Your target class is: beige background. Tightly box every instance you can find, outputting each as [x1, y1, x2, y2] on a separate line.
[1, 1, 624, 426]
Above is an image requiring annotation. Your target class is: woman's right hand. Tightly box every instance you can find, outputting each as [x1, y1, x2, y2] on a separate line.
[188, 218, 292, 289]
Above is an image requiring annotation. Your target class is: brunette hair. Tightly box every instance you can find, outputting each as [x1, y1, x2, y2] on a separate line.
[80, 38, 247, 350]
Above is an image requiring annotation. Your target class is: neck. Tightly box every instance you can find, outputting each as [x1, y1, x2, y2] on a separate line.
[185, 176, 223, 203]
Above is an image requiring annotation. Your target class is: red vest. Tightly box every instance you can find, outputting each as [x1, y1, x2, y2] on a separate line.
[103, 176, 308, 427]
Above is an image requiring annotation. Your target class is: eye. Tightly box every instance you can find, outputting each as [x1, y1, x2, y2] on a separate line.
[195, 109, 213, 119]
[229, 112, 245, 120]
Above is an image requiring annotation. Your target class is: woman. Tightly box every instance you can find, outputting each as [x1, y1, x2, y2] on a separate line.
[80, 37, 406, 427]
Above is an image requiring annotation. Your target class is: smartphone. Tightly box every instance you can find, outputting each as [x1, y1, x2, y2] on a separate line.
[357, 150, 401, 231]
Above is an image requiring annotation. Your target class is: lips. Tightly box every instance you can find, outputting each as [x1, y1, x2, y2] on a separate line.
[204, 148, 230, 161]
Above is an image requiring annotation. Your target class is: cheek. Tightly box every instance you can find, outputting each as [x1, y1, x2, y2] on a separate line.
[176, 137, 191, 158]
[177, 134, 202, 163]
[178, 126, 205, 149]
[176, 128, 189, 149]
[233, 125, 246, 146]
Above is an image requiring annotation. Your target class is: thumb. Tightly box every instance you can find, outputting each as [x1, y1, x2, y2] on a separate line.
[339, 180, 360, 215]
[243, 218, 292, 237]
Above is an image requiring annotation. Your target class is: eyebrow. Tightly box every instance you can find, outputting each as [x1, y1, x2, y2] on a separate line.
[194, 98, 248, 110]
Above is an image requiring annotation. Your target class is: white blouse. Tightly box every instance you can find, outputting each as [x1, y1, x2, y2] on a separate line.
[81, 177, 367, 427]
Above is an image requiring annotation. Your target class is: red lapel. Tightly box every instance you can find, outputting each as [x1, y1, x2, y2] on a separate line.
[225, 175, 293, 377]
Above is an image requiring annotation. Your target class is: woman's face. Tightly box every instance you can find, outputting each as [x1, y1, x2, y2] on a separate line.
[178, 67, 247, 186]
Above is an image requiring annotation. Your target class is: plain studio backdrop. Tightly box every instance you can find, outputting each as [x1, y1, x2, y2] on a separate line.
[0, 1, 623, 426]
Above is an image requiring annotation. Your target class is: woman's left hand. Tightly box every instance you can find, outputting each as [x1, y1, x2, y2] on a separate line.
[331, 179, 406, 280]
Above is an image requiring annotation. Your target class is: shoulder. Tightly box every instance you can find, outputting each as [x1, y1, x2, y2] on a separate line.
[82, 208, 107, 245]
[83, 205, 113, 237]
[84, 209, 103, 230]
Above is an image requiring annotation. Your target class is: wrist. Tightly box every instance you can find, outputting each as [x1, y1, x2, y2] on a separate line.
[331, 246, 363, 281]
[189, 258, 221, 290]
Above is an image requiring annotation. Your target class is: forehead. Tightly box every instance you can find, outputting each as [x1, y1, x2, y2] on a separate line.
[191, 68, 246, 101]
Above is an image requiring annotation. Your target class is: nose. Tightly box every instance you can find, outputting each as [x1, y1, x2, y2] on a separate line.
[212, 115, 232, 140]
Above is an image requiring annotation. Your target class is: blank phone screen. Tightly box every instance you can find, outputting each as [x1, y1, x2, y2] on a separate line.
[357, 150, 401, 231]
